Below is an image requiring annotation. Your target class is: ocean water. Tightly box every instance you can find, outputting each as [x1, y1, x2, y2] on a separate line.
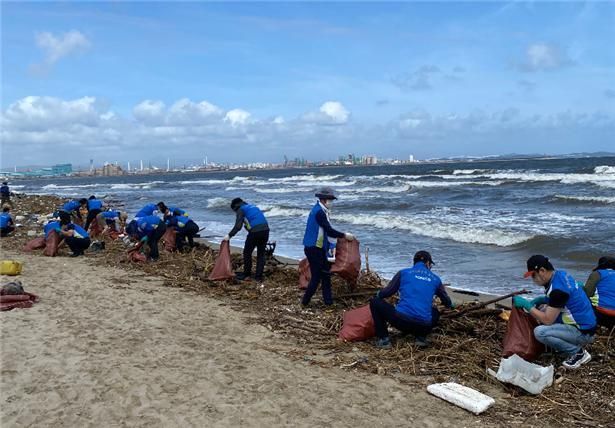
[15, 156, 615, 295]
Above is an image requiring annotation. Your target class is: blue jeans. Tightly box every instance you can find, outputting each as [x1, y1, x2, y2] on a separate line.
[534, 324, 594, 356]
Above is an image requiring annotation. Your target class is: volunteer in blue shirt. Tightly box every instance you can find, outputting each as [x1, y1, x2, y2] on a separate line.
[84, 195, 104, 231]
[58, 212, 91, 257]
[223, 198, 269, 282]
[1, 182, 13, 208]
[583, 256, 615, 329]
[126, 215, 166, 261]
[59, 198, 87, 223]
[301, 187, 354, 307]
[166, 211, 199, 251]
[134, 203, 159, 219]
[96, 210, 128, 234]
[0, 206, 15, 237]
[370, 251, 453, 348]
[514, 255, 596, 370]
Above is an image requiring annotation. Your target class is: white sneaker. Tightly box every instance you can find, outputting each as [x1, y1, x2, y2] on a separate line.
[562, 349, 591, 369]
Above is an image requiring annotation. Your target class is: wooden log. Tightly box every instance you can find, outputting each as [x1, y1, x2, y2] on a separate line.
[442, 289, 529, 319]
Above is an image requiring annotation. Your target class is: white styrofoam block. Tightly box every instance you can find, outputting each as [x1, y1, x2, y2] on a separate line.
[426, 382, 495, 415]
[495, 354, 553, 395]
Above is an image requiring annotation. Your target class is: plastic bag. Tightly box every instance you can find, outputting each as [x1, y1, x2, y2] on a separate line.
[502, 307, 545, 361]
[43, 230, 60, 257]
[162, 227, 176, 252]
[331, 238, 361, 285]
[208, 240, 234, 281]
[492, 354, 554, 395]
[298, 258, 311, 290]
[23, 237, 46, 252]
[0, 292, 38, 311]
[338, 304, 375, 342]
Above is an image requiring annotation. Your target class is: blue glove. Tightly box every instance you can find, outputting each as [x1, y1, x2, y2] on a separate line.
[54, 227, 62, 233]
[449, 302, 456, 310]
[513, 296, 532, 311]
[140, 236, 148, 243]
[530, 296, 548, 307]
[375, 291, 381, 299]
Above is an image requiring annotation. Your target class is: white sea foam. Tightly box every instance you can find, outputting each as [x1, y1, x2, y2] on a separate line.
[271, 174, 343, 182]
[555, 194, 615, 204]
[594, 165, 615, 175]
[178, 179, 231, 185]
[332, 213, 533, 246]
[262, 206, 307, 217]
[343, 185, 412, 194]
[206, 197, 229, 208]
[253, 187, 312, 194]
[453, 169, 481, 175]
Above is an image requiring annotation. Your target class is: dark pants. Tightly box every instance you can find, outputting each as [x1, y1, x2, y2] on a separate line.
[302, 246, 333, 305]
[65, 237, 91, 255]
[369, 297, 439, 339]
[1, 226, 15, 237]
[176, 220, 199, 250]
[148, 222, 167, 260]
[243, 229, 269, 280]
[85, 209, 102, 231]
[595, 308, 615, 329]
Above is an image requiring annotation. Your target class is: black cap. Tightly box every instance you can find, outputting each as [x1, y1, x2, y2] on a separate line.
[230, 197, 244, 211]
[524, 254, 553, 278]
[413, 250, 434, 265]
[593, 256, 615, 271]
[2, 182, 7, 185]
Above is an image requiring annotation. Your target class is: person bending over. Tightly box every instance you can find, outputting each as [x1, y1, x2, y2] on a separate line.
[583, 256, 615, 329]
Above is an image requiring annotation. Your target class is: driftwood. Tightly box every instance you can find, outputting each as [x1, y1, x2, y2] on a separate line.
[442, 289, 528, 319]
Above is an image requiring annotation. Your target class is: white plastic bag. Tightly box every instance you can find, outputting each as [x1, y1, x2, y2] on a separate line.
[493, 354, 553, 395]
[426, 382, 495, 415]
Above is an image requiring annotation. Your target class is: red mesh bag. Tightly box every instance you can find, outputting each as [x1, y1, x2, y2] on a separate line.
[162, 227, 176, 252]
[502, 307, 545, 361]
[43, 230, 60, 257]
[208, 240, 234, 281]
[23, 237, 46, 252]
[0, 292, 38, 311]
[331, 238, 361, 285]
[298, 258, 311, 290]
[338, 304, 376, 342]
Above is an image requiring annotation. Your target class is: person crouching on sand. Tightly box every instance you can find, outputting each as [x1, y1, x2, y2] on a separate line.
[583, 256, 615, 329]
[96, 210, 128, 235]
[58, 212, 91, 257]
[223, 198, 269, 282]
[126, 215, 166, 261]
[514, 255, 596, 369]
[166, 210, 199, 252]
[370, 251, 453, 348]
[301, 187, 354, 307]
[0, 206, 15, 237]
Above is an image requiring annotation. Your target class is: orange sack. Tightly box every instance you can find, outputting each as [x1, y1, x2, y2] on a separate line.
[298, 258, 311, 290]
[23, 237, 46, 252]
[208, 240, 234, 281]
[162, 227, 176, 252]
[43, 230, 60, 257]
[338, 304, 376, 342]
[502, 307, 545, 361]
[331, 238, 361, 285]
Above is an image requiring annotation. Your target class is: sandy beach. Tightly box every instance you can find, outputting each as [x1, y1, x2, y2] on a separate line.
[0, 250, 480, 427]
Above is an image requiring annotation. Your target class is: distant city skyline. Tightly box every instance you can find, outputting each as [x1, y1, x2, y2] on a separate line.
[2, 2, 614, 168]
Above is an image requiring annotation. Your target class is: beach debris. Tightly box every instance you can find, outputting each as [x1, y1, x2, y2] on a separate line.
[0, 260, 23, 276]
[1, 280, 24, 295]
[489, 354, 554, 395]
[426, 382, 495, 415]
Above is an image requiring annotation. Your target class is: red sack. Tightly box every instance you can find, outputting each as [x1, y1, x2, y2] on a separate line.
[108, 230, 121, 240]
[208, 240, 234, 281]
[43, 230, 60, 257]
[129, 251, 147, 263]
[0, 292, 38, 311]
[23, 237, 46, 252]
[298, 258, 311, 290]
[502, 307, 545, 361]
[162, 227, 176, 252]
[89, 219, 103, 238]
[331, 238, 361, 285]
[338, 304, 376, 342]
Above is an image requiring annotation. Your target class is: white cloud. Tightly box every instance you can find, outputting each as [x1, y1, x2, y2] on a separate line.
[224, 109, 251, 126]
[32, 30, 90, 72]
[2, 96, 614, 167]
[517, 43, 572, 72]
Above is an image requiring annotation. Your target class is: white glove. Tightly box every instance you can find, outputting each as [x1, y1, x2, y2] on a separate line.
[344, 233, 355, 241]
[223, 234, 231, 241]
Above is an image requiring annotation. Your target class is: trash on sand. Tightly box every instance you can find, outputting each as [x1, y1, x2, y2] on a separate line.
[426, 382, 495, 415]
[489, 354, 553, 395]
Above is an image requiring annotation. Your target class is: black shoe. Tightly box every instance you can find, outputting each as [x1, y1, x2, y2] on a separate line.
[69, 252, 83, 257]
[562, 349, 591, 369]
[235, 273, 250, 281]
[415, 336, 430, 348]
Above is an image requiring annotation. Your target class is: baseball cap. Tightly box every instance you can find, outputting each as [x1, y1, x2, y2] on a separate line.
[524, 255, 551, 278]
[413, 250, 435, 265]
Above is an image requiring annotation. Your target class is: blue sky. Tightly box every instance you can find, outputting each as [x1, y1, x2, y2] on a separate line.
[2, 1, 614, 167]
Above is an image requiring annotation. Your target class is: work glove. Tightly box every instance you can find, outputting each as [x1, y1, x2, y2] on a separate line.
[54, 227, 62, 233]
[530, 296, 549, 307]
[223, 234, 230, 241]
[513, 296, 532, 312]
[140, 236, 148, 243]
[449, 302, 456, 310]
[344, 233, 355, 241]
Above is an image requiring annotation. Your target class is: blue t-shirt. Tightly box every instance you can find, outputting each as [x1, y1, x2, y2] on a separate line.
[0, 212, 13, 228]
[547, 270, 596, 331]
